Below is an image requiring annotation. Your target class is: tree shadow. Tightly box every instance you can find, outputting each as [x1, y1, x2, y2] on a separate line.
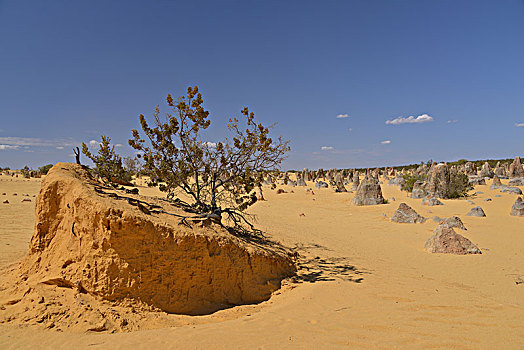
[290, 243, 368, 284]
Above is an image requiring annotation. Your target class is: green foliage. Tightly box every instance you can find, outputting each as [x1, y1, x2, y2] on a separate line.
[401, 174, 425, 193]
[38, 164, 54, 175]
[21, 166, 31, 178]
[82, 136, 131, 184]
[129, 86, 290, 233]
[445, 171, 472, 199]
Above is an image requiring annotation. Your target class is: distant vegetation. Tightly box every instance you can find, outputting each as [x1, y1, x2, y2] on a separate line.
[37, 164, 53, 175]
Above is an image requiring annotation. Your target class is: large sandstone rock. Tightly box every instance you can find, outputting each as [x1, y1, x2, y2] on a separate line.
[509, 156, 524, 178]
[427, 163, 452, 198]
[352, 175, 385, 206]
[411, 180, 427, 199]
[425, 225, 481, 255]
[350, 174, 360, 191]
[18, 163, 296, 316]
[479, 162, 494, 178]
[296, 175, 306, 186]
[391, 203, 426, 223]
[510, 197, 524, 217]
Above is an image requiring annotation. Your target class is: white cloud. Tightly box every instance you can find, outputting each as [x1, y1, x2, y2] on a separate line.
[0, 144, 19, 150]
[336, 114, 349, 119]
[88, 140, 99, 147]
[348, 128, 353, 132]
[204, 141, 217, 148]
[381, 140, 391, 145]
[515, 123, 524, 128]
[447, 119, 459, 124]
[321, 146, 334, 151]
[115, 144, 123, 147]
[56, 146, 64, 150]
[385, 114, 434, 125]
[0, 136, 77, 147]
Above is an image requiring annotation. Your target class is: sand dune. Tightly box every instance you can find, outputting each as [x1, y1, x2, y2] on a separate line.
[0, 174, 522, 349]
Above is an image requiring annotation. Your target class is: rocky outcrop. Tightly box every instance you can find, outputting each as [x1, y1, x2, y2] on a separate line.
[508, 178, 524, 186]
[468, 176, 486, 186]
[479, 162, 494, 178]
[427, 163, 452, 198]
[411, 180, 427, 199]
[509, 157, 524, 178]
[500, 187, 522, 195]
[422, 197, 443, 206]
[465, 162, 477, 176]
[315, 181, 328, 189]
[391, 203, 426, 223]
[352, 175, 385, 206]
[16, 163, 296, 316]
[296, 174, 307, 186]
[438, 216, 467, 230]
[491, 175, 502, 189]
[425, 225, 481, 254]
[350, 174, 360, 191]
[510, 197, 524, 217]
[466, 206, 486, 217]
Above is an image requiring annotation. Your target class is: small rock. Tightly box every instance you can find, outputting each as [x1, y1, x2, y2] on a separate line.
[391, 203, 426, 223]
[466, 206, 486, 217]
[276, 189, 287, 194]
[438, 216, 467, 230]
[424, 225, 481, 254]
[422, 197, 443, 206]
[3, 200, 8, 204]
[483, 198, 492, 202]
[510, 197, 524, 217]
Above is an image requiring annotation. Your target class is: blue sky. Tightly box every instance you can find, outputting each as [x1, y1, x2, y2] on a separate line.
[0, 0, 523, 170]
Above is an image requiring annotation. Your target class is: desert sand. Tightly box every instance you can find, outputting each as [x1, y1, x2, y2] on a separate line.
[0, 171, 523, 349]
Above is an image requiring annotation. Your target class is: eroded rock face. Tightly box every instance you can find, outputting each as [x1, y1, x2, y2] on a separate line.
[391, 203, 426, 223]
[510, 197, 524, 217]
[427, 163, 451, 198]
[479, 162, 494, 178]
[352, 175, 385, 206]
[509, 157, 524, 178]
[438, 216, 467, 230]
[21, 163, 296, 316]
[425, 225, 481, 255]
[411, 180, 427, 199]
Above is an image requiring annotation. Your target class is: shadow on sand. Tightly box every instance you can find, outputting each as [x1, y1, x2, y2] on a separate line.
[291, 243, 368, 284]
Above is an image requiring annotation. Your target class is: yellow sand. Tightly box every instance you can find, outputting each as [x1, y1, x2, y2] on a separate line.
[0, 174, 522, 349]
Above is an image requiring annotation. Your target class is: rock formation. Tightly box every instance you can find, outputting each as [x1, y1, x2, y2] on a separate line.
[424, 225, 481, 254]
[422, 197, 443, 206]
[391, 203, 426, 223]
[427, 163, 451, 198]
[9, 163, 296, 316]
[411, 180, 427, 199]
[508, 178, 524, 186]
[352, 175, 385, 206]
[438, 216, 467, 230]
[479, 162, 494, 178]
[509, 156, 524, 178]
[296, 175, 306, 186]
[510, 197, 524, 217]
[350, 174, 360, 191]
[466, 206, 486, 217]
